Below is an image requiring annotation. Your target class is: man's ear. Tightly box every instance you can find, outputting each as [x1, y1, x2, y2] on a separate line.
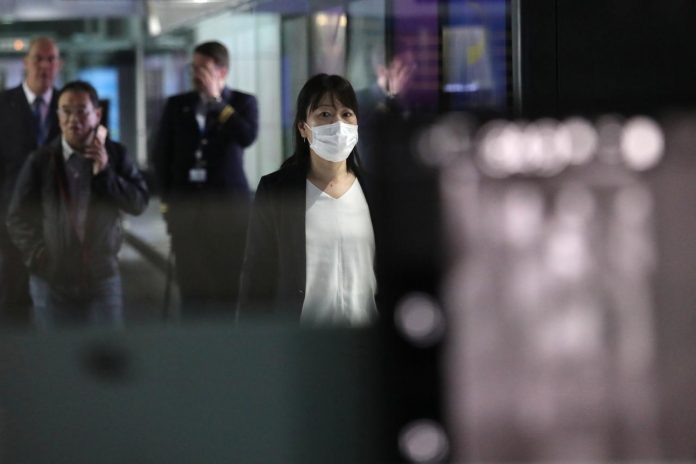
[218, 66, 229, 82]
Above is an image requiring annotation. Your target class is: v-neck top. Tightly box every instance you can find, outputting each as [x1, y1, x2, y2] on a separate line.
[302, 179, 377, 326]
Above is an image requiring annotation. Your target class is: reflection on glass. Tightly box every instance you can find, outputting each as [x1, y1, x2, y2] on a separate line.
[310, 8, 346, 76]
[443, 26, 493, 95]
[346, 0, 386, 90]
[443, 0, 508, 110]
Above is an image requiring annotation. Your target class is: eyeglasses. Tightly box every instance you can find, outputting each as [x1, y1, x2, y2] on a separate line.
[57, 107, 94, 119]
[30, 55, 59, 65]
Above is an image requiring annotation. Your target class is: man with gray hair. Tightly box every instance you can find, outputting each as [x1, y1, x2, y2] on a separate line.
[0, 37, 61, 325]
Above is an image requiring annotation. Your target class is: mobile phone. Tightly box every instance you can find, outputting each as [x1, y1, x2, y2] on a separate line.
[96, 125, 108, 144]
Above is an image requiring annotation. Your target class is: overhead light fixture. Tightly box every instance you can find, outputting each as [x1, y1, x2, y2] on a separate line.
[148, 14, 162, 36]
[145, 0, 162, 36]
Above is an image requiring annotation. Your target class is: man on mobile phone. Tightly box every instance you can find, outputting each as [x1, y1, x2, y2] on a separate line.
[152, 41, 258, 317]
[6, 80, 149, 327]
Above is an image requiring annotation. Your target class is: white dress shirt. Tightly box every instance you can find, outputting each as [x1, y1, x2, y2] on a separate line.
[301, 179, 378, 327]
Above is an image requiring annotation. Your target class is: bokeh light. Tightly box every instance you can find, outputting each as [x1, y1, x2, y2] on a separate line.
[398, 419, 449, 463]
[560, 117, 598, 165]
[394, 293, 445, 347]
[621, 116, 664, 171]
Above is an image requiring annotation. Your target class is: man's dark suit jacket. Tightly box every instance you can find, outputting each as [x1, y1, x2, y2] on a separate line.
[153, 88, 258, 225]
[0, 85, 60, 241]
[0, 85, 59, 318]
[237, 162, 378, 320]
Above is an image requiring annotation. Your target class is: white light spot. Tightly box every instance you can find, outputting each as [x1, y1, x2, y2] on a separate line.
[394, 293, 445, 347]
[147, 15, 162, 36]
[476, 120, 524, 177]
[520, 122, 546, 174]
[560, 117, 597, 165]
[477, 119, 576, 177]
[498, 122, 524, 170]
[476, 120, 508, 177]
[621, 116, 664, 171]
[398, 420, 449, 463]
[522, 119, 567, 176]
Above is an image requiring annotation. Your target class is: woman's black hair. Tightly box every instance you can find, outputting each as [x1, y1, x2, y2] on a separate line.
[282, 73, 361, 173]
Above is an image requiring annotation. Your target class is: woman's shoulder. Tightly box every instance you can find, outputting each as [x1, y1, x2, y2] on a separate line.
[258, 162, 306, 192]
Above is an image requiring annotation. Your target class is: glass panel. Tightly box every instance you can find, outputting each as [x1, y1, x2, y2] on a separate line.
[309, 7, 346, 76]
[443, 0, 509, 110]
[281, 15, 309, 158]
[346, 0, 386, 91]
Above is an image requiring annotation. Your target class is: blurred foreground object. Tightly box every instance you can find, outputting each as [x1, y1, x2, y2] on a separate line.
[430, 112, 696, 461]
[0, 324, 386, 463]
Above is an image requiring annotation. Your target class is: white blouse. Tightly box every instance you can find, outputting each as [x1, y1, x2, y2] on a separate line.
[301, 179, 378, 326]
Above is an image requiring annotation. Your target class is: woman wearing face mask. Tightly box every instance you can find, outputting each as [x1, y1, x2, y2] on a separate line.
[238, 74, 378, 326]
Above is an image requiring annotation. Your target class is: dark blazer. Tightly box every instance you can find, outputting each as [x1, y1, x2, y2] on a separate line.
[152, 88, 258, 210]
[7, 137, 149, 288]
[238, 163, 378, 319]
[0, 85, 59, 246]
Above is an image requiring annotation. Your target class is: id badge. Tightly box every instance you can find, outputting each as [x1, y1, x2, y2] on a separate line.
[189, 168, 207, 183]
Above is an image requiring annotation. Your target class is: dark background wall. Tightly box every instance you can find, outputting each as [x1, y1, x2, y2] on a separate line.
[520, 0, 696, 117]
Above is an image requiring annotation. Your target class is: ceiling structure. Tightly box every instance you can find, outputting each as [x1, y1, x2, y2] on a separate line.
[0, 0, 260, 24]
[0, 0, 301, 39]
[0, 0, 142, 20]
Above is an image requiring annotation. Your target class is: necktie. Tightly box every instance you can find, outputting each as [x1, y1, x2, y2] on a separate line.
[33, 97, 46, 145]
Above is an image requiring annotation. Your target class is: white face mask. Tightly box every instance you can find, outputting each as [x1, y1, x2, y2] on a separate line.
[305, 121, 359, 162]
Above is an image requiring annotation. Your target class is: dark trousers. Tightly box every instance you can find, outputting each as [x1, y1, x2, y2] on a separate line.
[0, 241, 31, 326]
[169, 196, 249, 316]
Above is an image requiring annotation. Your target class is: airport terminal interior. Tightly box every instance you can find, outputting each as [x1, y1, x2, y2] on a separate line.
[2, 0, 696, 462]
